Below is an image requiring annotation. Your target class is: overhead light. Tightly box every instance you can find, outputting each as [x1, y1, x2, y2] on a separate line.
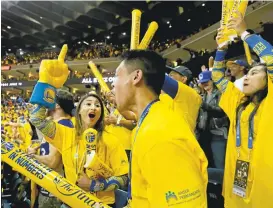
[40, 16, 43, 19]
[78, 41, 81, 44]
[83, 41, 89, 45]
[122, 32, 126, 36]
[52, 45, 56, 48]
[8, 49, 11, 51]
[169, 25, 172, 28]
[88, 25, 91, 28]
[202, 3, 205, 6]
[19, 48, 22, 51]
[110, 32, 114, 35]
[188, 19, 191, 22]
[106, 36, 110, 39]
[167, 21, 170, 24]
[20, 51, 24, 55]
[62, 33, 65, 35]
[92, 39, 95, 42]
[7, 26, 11, 29]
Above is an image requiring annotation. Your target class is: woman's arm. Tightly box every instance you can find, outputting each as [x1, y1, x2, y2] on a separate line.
[76, 173, 128, 192]
[227, 10, 273, 83]
[243, 34, 273, 82]
[29, 105, 56, 139]
[90, 175, 128, 192]
[33, 144, 62, 170]
[212, 49, 229, 93]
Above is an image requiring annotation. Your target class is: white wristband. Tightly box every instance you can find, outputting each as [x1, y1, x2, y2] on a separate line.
[241, 31, 250, 41]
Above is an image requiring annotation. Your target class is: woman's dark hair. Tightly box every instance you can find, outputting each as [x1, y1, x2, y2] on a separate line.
[75, 93, 105, 139]
[236, 63, 268, 118]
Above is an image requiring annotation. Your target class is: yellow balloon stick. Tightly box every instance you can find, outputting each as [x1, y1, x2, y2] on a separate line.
[31, 180, 37, 208]
[218, 0, 231, 48]
[226, 0, 248, 40]
[244, 41, 253, 66]
[89, 62, 110, 92]
[88, 61, 120, 117]
[138, 21, 159, 50]
[130, 9, 142, 50]
[1, 141, 109, 208]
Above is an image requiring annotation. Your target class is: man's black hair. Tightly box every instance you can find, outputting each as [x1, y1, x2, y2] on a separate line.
[56, 89, 75, 116]
[121, 50, 166, 96]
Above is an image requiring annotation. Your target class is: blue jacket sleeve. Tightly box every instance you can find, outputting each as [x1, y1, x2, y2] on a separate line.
[244, 34, 273, 82]
[212, 50, 229, 93]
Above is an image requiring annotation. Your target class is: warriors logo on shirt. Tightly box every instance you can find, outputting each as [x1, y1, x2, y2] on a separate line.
[85, 132, 96, 143]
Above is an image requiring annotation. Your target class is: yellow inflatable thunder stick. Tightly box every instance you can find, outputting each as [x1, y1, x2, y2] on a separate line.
[1, 141, 109, 208]
[226, 0, 249, 40]
[138, 21, 159, 50]
[218, 0, 231, 48]
[29, 141, 41, 208]
[243, 41, 253, 65]
[88, 62, 121, 117]
[130, 9, 142, 49]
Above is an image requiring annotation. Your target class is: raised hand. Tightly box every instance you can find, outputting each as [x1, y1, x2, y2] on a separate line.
[208, 56, 214, 69]
[30, 45, 69, 109]
[216, 28, 228, 50]
[201, 65, 207, 72]
[227, 11, 247, 36]
[39, 45, 69, 88]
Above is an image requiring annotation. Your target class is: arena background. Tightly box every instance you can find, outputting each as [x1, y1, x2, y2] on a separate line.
[1, 1, 273, 208]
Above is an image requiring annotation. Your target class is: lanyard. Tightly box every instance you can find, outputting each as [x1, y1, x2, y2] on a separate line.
[128, 99, 159, 200]
[74, 140, 86, 177]
[236, 105, 259, 159]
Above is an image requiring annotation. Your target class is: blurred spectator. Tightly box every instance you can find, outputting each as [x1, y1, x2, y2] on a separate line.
[226, 60, 248, 91]
[196, 71, 229, 169]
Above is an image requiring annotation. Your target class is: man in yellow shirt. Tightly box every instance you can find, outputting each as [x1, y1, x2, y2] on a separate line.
[113, 50, 208, 207]
[160, 66, 202, 133]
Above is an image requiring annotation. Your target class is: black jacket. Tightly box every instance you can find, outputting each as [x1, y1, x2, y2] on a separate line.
[197, 88, 229, 138]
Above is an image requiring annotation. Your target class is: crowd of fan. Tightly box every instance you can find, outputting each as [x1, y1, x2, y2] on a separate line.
[1, 37, 183, 66]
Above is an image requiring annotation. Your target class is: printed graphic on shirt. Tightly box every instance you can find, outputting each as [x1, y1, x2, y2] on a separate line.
[165, 188, 201, 206]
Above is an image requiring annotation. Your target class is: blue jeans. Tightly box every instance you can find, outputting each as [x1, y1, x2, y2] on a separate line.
[211, 135, 227, 169]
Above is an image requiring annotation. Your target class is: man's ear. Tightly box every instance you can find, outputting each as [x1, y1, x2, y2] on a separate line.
[180, 76, 187, 84]
[132, 69, 143, 86]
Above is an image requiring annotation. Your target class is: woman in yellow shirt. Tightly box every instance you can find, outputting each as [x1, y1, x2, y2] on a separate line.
[30, 93, 129, 205]
[212, 14, 273, 207]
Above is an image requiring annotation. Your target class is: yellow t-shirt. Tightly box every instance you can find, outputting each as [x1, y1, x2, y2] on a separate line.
[45, 124, 129, 204]
[130, 101, 208, 208]
[219, 78, 273, 208]
[21, 122, 32, 151]
[160, 82, 202, 133]
[105, 124, 132, 150]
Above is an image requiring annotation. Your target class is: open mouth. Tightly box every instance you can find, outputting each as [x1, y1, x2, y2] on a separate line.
[88, 113, 95, 119]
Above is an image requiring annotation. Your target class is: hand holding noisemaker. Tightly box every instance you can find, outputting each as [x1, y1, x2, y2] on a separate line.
[30, 45, 69, 109]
